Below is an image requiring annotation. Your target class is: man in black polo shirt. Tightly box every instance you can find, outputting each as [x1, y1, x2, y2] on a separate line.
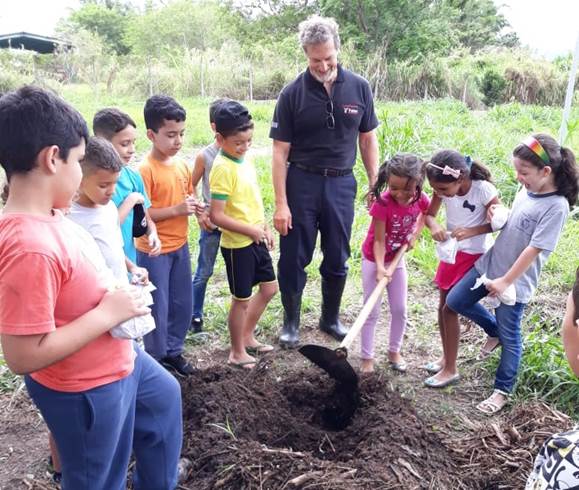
[270, 15, 379, 348]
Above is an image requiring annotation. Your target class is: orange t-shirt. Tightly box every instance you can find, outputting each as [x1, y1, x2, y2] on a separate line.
[0, 212, 134, 392]
[136, 154, 193, 254]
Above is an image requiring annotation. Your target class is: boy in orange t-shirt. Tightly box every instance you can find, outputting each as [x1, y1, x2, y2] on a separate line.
[0, 86, 183, 489]
[136, 94, 197, 377]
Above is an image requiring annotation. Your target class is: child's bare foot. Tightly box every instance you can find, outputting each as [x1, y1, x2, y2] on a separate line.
[424, 369, 460, 388]
[360, 359, 374, 373]
[228, 352, 257, 370]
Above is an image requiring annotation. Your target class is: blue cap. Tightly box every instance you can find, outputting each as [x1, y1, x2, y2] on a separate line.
[214, 101, 252, 133]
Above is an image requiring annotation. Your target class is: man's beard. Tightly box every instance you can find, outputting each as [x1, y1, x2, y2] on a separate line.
[311, 67, 338, 84]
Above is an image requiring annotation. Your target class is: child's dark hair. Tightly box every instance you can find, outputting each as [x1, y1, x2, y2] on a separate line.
[209, 98, 229, 124]
[513, 133, 578, 206]
[81, 137, 123, 175]
[0, 85, 89, 180]
[371, 153, 425, 204]
[93, 108, 136, 140]
[144, 95, 186, 132]
[426, 150, 492, 183]
[218, 121, 255, 139]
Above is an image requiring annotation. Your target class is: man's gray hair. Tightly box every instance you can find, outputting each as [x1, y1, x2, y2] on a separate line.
[298, 15, 340, 51]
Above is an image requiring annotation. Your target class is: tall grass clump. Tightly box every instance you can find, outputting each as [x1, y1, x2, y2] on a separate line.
[509, 315, 579, 418]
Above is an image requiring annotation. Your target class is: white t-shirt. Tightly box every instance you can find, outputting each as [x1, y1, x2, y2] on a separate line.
[68, 201, 128, 283]
[441, 179, 498, 255]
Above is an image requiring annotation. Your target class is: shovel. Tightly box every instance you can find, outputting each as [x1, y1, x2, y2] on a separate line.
[299, 244, 408, 388]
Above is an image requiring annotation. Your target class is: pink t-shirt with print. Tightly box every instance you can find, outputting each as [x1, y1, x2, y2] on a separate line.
[362, 191, 430, 263]
[0, 211, 134, 392]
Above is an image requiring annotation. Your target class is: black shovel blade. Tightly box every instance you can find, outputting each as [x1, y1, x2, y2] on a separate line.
[299, 344, 359, 388]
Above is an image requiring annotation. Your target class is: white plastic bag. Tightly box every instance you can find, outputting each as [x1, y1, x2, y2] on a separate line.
[471, 273, 516, 308]
[436, 235, 459, 264]
[491, 205, 510, 231]
[110, 283, 157, 339]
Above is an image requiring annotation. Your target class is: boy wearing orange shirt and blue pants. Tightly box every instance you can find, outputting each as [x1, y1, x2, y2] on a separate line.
[136, 94, 196, 376]
[0, 86, 182, 489]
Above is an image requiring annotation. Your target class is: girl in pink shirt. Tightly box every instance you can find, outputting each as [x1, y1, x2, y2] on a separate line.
[360, 154, 430, 373]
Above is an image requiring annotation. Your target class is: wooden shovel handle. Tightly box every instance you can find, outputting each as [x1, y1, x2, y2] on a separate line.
[340, 244, 408, 351]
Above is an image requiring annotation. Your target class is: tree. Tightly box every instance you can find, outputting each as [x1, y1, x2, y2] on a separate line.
[318, 0, 458, 60]
[125, 0, 237, 55]
[65, 2, 134, 55]
[444, 0, 513, 52]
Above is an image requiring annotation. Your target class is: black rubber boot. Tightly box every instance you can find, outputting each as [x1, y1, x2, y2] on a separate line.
[279, 292, 302, 349]
[319, 276, 348, 341]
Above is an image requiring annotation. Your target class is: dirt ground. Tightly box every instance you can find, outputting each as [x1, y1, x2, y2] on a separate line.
[0, 282, 571, 489]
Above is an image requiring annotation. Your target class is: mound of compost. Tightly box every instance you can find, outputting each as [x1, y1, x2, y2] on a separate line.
[179, 360, 460, 489]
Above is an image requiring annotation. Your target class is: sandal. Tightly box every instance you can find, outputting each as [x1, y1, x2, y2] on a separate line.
[227, 360, 257, 370]
[476, 389, 509, 415]
[47, 455, 62, 484]
[424, 373, 460, 389]
[389, 360, 408, 373]
[422, 361, 442, 374]
[477, 337, 500, 361]
[246, 343, 274, 355]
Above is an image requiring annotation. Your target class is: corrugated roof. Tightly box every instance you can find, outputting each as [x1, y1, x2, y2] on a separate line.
[0, 32, 71, 54]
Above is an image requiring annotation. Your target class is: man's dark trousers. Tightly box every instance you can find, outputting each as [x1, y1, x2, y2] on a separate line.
[278, 164, 357, 294]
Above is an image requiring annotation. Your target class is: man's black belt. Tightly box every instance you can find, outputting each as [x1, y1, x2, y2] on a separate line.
[291, 162, 352, 177]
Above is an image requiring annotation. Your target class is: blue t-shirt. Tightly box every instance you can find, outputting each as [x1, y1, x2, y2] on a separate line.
[112, 166, 151, 263]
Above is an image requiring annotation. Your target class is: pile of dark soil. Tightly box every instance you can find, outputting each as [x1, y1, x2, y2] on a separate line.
[180, 360, 460, 489]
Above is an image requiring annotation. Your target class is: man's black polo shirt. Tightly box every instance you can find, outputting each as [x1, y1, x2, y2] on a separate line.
[269, 64, 379, 170]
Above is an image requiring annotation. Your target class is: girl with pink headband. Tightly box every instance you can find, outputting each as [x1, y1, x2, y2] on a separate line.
[422, 150, 500, 388]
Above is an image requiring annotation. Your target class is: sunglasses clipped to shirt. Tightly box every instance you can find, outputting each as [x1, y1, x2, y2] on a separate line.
[326, 100, 335, 130]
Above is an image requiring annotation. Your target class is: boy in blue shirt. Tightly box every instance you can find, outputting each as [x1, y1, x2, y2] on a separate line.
[93, 108, 161, 263]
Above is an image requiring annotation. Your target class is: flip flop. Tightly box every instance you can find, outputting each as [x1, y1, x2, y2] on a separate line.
[246, 343, 274, 355]
[424, 373, 460, 389]
[476, 390, 509, 415]
[422, 361, 442, 374]
[227, 360, 256, 370]
[389, 360, 408, 373]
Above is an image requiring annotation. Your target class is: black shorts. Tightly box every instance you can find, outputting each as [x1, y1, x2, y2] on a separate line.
[221, 242, 276, 300]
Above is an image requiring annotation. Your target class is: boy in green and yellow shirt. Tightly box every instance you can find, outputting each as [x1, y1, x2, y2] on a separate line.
[209, 101, 278, 369]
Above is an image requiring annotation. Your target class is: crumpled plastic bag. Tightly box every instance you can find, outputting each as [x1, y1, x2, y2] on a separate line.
[491, 205, 510, 231]
[436, 235, 459, 264]
[471, 273, 516, 308]
[110, 283, 157, 340]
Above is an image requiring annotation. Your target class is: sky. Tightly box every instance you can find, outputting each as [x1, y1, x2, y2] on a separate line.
[0, 0, 577, 59]
[493, 0, 579, 59]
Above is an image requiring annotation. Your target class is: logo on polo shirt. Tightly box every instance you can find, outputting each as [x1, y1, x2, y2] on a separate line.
[271, 121, 279, 128]
[343, 104, 359, 115]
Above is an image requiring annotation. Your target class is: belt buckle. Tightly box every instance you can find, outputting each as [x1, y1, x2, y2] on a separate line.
[323, 168, 329, 177]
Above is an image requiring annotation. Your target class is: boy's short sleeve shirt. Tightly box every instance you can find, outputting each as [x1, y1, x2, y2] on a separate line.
[210, 152, 265, 248]
[68, 201, 129, 283]
[136, 155, 193, 254]
[112, 166, 151, 263]
[361, 191, 430, 263]
[269, 65, 379, 170]
[0, 212, 134, 392]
